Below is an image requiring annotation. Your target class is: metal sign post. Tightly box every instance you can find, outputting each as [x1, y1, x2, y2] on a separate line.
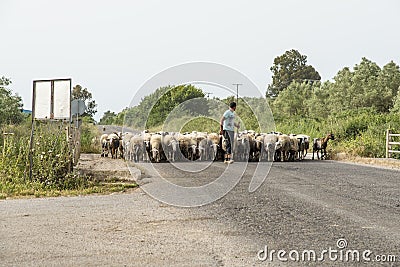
[29, 78, 72, 181]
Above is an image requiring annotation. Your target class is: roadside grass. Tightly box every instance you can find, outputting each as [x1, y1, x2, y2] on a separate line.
[80, 118, 102, 153]
[0, 120, 137, 200]
[0, 177, 138, 200]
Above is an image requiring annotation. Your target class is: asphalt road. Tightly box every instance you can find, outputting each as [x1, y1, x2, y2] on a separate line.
[1, 159, 400, 266]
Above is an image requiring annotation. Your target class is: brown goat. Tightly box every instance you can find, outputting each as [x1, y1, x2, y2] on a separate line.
[312, 133, 335, 160]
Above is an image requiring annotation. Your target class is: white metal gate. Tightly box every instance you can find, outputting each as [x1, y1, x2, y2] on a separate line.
[386, 129, 400, 158]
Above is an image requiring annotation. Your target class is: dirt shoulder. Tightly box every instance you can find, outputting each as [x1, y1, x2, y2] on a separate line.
[334, 153, 400, 170]
[75, 153, 141, 182]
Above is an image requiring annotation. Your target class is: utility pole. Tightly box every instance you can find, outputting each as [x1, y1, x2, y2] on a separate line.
[232, 83, 242, 104]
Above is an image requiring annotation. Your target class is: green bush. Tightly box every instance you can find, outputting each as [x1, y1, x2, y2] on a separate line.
[0, 121, 101, 198]
[80, 118, 101, 153]
[274, 110, 400, 158]
[180, 116, 220, 133]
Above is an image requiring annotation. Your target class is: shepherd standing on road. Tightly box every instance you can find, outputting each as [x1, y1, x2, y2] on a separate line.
[220, 102, 240, 164]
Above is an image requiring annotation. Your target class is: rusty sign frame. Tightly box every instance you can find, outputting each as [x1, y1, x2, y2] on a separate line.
[29, 78, 72, 181]
[32, 78, 72, 121]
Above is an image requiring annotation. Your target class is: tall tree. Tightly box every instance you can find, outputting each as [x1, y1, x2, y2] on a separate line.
[326, 67, 354, 112]
[72, 85, 97, 119]
[146, 84, 206, 128]
[123, 85, 206, 129]
[307, 81, 331, 118]
[268, 49, 321, 97]
[0, 76, 24, 126]
[327, 58, 400, 113]
[98, 110, 117, 125]
[272, 81, 314, 117]
[378, 61, 400, 111]
[390, 90, 400, 113]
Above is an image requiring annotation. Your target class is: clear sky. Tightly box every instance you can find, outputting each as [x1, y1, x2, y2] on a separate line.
[1, 0, 399, 121]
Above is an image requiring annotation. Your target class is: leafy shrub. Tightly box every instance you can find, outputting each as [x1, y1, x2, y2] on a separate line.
[80, 118, 101, 153]
[180, 117, 220, 133]
[0, 121, 100, 197]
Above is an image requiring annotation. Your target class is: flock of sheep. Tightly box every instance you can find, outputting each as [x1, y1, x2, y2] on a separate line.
[98, 130, 333, 163]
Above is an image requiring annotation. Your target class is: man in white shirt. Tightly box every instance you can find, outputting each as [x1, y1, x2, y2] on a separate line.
[220, 102, 240, 164]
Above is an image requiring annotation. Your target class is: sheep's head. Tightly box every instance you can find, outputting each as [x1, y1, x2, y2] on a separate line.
[210, 143, 218, 153]
[265, 142, 274, 151]
[144, 140, 150, 148]
[171, 140, 178, 149]
[275, 141, 282, 150]
[190, 144, 197, 152]
[152, 148, 159, 160]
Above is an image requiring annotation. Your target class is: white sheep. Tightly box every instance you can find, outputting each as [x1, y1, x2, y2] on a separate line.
[162, 134, 178, 162]
[207, 133, 220, 161]
[263, 133, 278, 162]
[276, 134, 290, 161]
[289, 135, 299, 161]
[150, 133, 162, 163]
[100, 133, 109, 157]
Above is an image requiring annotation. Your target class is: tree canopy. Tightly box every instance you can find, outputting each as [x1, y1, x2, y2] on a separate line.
[0, 77, 24, 126]
[72, 85, 97, 119]
[327, 58, 400, 113]
[268, 49, 321, 97]
[98, 110, 118, 125]
[123, 84, 206, 129]
[271, 57, 400, 118]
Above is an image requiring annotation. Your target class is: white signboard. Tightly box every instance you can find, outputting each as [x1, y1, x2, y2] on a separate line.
[53, 80, 71, 119]
[33, 79, 71, 120]
[33, 81, 52, 119]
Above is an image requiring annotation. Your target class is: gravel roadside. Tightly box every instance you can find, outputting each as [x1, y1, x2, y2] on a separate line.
[0, 190, 261, 267]
[2, 153, 400, 266]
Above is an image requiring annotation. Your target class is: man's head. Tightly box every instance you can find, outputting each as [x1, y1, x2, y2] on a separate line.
[229, 102, 237, 110]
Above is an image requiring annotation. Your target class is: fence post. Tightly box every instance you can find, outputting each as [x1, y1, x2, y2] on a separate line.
[386, 129, 390, 158]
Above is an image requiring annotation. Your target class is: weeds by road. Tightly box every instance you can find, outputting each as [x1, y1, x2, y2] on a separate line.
[0, 154, 137, 200]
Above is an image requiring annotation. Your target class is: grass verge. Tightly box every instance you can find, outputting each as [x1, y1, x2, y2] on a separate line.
[0, 174, 138, 200]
